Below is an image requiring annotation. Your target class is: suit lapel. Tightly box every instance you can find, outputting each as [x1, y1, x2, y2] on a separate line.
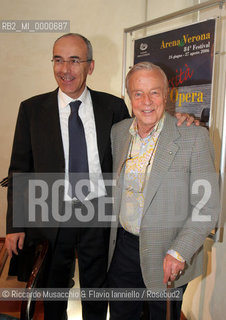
[114, 122, 133, 220]
[38, 89, 65, 166]
[143, 114, 180, 214]
[116, 131, 132, 178]
[89, 89, 113, 165]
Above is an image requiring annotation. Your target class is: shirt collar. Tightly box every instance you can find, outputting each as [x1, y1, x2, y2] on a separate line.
[129, 112, 165, 138]
[58, 87, 88, 109]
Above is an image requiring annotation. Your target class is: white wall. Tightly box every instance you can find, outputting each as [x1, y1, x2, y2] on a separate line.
[0, 0, 225, 319]
[0, 0, 147, 236]
[1, 0, 193, 236]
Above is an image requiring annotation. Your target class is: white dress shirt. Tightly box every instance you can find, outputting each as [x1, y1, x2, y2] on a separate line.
[58, 87, 106, 200]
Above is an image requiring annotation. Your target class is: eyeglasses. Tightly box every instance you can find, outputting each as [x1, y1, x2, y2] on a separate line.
[51, 57, 92, 67]
[122, 158, 150, 194]
[118, 136, 159, 194]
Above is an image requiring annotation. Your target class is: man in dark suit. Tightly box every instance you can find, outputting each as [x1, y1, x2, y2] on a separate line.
[5, 33, 130, 320]
[5, 34, 195, 320]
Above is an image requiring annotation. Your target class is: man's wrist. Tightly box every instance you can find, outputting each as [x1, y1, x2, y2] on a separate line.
[167, 249, 185, 262]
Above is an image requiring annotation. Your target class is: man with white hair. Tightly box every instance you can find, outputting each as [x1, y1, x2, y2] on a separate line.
[108, 62, 219, 320]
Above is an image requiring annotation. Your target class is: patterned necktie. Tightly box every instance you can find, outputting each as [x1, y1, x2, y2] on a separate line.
[68, 100, 89, 200]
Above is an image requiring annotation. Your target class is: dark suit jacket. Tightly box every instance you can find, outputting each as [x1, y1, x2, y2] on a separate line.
[7, 88, 130, 278]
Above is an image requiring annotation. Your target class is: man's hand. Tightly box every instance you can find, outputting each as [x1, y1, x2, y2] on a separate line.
[175, 112, 200, 127]
[5, 233, 25, 258]
[163, 254, 185, 284]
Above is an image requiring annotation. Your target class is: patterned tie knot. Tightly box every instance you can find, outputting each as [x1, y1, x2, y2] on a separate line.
[69, 100, 82, 114]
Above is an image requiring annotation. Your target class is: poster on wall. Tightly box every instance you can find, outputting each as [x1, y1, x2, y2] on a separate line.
[134, 19, 216, 125]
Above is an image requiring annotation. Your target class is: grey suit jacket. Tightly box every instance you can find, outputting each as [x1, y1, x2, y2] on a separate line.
[109, 112, 220, 290]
